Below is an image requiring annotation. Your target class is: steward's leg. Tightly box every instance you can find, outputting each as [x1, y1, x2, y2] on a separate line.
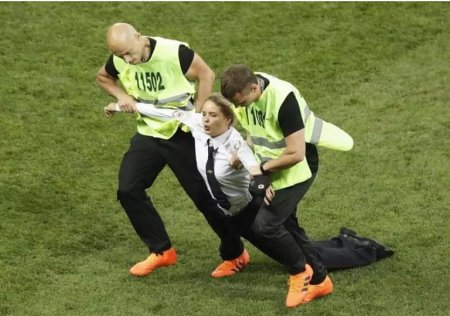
[117, 133, 169, 253]
[251, 185, 309, 275]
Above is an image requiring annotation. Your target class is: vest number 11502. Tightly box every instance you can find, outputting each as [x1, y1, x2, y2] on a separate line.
[135, 72, 165, 92]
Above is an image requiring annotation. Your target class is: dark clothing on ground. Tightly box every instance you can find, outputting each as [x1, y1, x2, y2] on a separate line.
[231, 194, 390, 273]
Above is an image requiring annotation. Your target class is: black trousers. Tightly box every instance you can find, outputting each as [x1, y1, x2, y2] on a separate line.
[310, 236, 377, 271]
[231, 173, 327, 284]
[232, 200, 378, 273]
[117, 131, 243, 260]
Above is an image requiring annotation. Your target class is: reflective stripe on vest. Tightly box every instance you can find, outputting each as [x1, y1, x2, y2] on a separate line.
[138, 93, 194, 122]
[303, 104, 324, 145]
[251, 136, 286, 149]
[304, 105, 311, 122]
[138, 92, 194, 109]
[310, 117, 323, 144]
[250, 116, 324, 147]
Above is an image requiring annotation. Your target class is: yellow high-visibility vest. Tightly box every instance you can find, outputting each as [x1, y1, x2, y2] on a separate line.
[233, 73, 311, 189]
[113, 37, 195, 139]
[234, 72, 353, 190]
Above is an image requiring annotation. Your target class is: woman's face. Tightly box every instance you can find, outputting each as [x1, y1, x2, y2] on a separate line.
[202, 100, 231, 137]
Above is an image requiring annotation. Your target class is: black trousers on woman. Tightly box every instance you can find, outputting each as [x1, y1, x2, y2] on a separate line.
[117, 131, 243, 260]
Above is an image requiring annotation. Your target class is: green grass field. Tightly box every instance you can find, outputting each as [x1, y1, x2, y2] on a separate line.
[1, 2, 449, 315]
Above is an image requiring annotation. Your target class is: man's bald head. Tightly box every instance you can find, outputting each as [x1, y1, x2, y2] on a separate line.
[105, 23, 150, 64]
[106, 23, 139, 55]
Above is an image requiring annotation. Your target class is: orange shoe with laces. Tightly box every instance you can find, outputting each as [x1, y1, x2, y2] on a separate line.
[303, 275, 333, 303]
[129, 247, 177, 277]
[285, 264, 313, 308]
[210, 249, 250, 278]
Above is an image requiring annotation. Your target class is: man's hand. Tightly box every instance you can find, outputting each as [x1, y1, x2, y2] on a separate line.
[264, 185, 275, 205]
[117, 95, 137, 113]
[104, 102, 118, 117]
[96, 65, 137, 113]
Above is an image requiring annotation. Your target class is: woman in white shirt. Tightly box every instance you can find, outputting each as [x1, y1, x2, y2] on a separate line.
[105, 94, 273, 216]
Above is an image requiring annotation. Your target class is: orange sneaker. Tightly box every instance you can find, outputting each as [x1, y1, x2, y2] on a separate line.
[210, 249, 250, 278]
[303, 275, 333, 303]
[285, 264, 313, 308]
[129, 247, 177, 277]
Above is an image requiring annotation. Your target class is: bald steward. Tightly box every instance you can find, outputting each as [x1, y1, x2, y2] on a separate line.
[106, 23, 150, 64]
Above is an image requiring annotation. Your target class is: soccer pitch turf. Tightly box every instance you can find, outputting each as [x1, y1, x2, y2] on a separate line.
[0, 2, 449, 315]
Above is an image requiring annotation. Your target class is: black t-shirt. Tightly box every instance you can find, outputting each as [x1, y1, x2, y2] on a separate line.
[256, 74, 304, 137]
[104, 37, 195, 78]
[278, 91, 319, 172]
[278, 92, 304, 137]
[257, 74, 319, 172]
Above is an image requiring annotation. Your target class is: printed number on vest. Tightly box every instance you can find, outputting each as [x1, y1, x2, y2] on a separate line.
[135, 72, 166, 92]
[249, 108, 265, 128]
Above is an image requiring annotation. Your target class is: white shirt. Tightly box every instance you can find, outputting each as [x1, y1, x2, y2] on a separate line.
[135, 103, 258, 215]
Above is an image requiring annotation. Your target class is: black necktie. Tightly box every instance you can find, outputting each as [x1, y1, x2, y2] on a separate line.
[206, 139, 231, 210]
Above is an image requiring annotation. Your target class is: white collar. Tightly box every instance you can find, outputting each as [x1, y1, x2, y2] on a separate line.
[207, 128, 233, 149]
